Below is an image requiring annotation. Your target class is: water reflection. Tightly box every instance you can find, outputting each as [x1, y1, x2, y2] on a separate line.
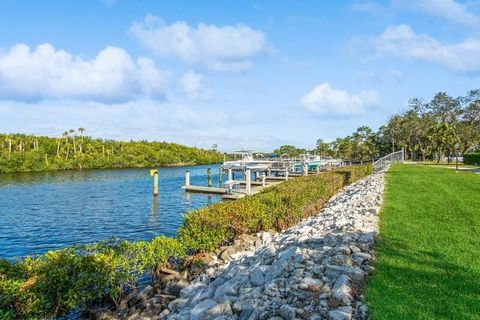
[0, 164, 224, 258]
[150, 196, 159, 226]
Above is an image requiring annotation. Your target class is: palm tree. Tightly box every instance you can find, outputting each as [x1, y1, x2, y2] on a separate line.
[69, 129, 76, 156]
[78, 128, 85, 141]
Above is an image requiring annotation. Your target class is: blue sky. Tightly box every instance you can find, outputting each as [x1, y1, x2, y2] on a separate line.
[0, 0, 479, 151]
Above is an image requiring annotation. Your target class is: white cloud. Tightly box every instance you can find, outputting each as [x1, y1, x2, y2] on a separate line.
[0, 43, 169, 102]
[397, 0, 480, 28]
[0, 98, 279, 150]
[351, 1, 392, 18]
[129, 14, 269, 72]
[299, 83, 380, 117]
[180, 71, 210, 101]
[373, 24, 480, 73]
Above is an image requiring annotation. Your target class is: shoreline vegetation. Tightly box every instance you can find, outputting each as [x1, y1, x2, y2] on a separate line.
[0, 165, 371, 319]
[0, 130, 223, 174]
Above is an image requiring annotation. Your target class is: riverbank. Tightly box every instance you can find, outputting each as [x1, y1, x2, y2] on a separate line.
[94, 170, 384, 319]
[0, 166, 371, 319]
[0, 132, 222, 173]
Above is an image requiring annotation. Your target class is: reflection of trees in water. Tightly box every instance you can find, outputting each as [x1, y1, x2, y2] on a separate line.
[150, 196, 159, 225]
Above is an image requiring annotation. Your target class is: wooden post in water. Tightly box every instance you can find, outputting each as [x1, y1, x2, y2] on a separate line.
[303, 163, 308, 176]
[218, 167, 223, 186]
[150, 169, 159, 196]
[207, 168, 213, 187]
[228, 168, 233, 181]
[316, 166, 320, 174]
[245, 169, 251, 195]
[185, 171, 190, 187]
[262, 173, 266, 186]
[285, 170, 289, 180]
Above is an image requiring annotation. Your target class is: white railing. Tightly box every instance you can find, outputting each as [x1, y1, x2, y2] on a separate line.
[373, 148, 404, 173]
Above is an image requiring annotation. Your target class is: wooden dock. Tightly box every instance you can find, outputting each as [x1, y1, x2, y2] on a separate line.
[264, 176, 289, 181]
[182, 185, 228, 194]
[180, 166, 327, 201]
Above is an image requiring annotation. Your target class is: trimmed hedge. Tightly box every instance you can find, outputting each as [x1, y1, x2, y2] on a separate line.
[178, 165, 372, 252]
[0, 165, 371, 319]
[463, 153, 480, 165]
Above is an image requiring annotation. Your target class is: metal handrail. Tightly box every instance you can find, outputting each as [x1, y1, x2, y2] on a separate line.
[373, 147, 404, 173]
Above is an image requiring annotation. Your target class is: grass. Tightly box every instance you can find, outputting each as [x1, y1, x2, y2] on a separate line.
[416, 161, 480, 169]
[366, 164, 480, 319]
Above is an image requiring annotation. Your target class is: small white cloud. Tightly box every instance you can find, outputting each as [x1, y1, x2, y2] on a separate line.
[354, 69, 405, 84]
[180, 71, 210, 101]
[129, 15, 270, 73]
[373, 24, 480, 74]
[351, 1, 392, 18]
[0, 43, 169, 102]
[299, 82, 380, 117]
[395, 0, 480, 29]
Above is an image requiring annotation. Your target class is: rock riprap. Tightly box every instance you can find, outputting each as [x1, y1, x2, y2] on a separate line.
[93, 172, 384, 320]
[165, 172, 385, 320]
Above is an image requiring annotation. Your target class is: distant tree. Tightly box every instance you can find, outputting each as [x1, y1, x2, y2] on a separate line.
[315, 139, 330, 158]
[273, 145, 306, 157]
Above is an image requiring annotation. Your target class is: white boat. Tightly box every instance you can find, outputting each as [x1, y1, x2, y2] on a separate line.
[292, 154, 343, 171]
[222, 150, 274, 172]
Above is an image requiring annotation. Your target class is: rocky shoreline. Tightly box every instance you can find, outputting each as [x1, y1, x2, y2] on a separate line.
[92, 172, 385, 320]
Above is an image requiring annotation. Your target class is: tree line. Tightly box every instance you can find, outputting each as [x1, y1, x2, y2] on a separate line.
[0, 129, 223, 173]
[275, 89, 480, 162]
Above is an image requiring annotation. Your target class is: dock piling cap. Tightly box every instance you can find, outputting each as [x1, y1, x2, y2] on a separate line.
[150, 169, 158, 176]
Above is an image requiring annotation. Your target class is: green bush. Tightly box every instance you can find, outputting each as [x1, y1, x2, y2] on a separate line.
[463, 153, 480, 165]
[0, 236, 184, 319]
[178, 165, 372, 252]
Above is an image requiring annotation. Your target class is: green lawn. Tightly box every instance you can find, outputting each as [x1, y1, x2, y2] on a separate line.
[366, 164, 480, 320]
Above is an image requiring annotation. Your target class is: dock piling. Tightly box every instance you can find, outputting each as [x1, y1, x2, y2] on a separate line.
[207, 168, 213, 187]
[246, 169, 251, 195]
[150, 169, 159, 196]
[285, 171, 289, 180]
[218, 167, 223, 186]
[228, 168, 233, 181]
[262, 173, 266, 186]
[185, 171, 190, 187]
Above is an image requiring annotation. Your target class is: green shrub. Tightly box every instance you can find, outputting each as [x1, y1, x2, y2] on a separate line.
[0, 236, 184, 319]
[463, 153, 480, 165]
[178, 165, 372, 252]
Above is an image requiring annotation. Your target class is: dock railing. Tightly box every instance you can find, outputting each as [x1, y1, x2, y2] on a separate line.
[373, 148, 404, 173]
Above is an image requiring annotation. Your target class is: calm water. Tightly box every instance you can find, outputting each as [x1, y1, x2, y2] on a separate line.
[0, 165, 223, 259]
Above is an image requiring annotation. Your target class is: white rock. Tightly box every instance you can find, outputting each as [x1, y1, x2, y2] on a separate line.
[328, 306, 352, 320]
[249, 267, 265, 287]
[331, 275, 352, 306]
[190, 299, 217, 320]
[280, 304, 296, 318]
